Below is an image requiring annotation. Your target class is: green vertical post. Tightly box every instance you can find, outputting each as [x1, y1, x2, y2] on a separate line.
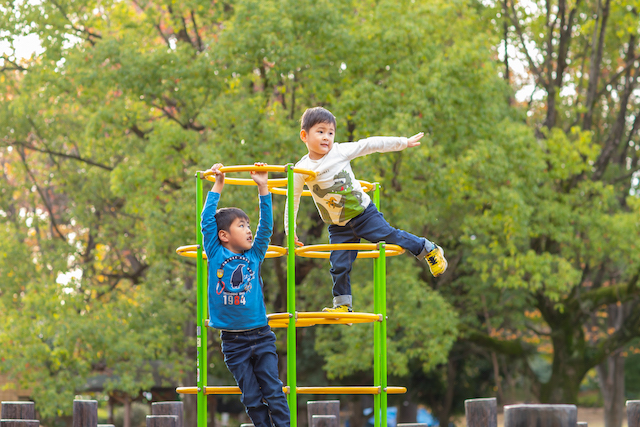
[286, 164, 297, 427]
[379, 242, 388, 427]
[372, 183, 381, 427]
[195, 173, 208, 427]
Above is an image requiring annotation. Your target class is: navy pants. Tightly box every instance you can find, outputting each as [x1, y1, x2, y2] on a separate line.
[221, 325, 290, 427]
[328, 202, 432, 307]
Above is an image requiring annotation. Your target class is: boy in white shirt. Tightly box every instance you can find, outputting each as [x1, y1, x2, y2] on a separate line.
[285, 107, 448, 312]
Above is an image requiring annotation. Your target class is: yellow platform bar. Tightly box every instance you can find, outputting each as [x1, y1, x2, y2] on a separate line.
[176, 244, 287, 259]
[201, 165, 316, 187]
[177, 386, 406, 395]
[269, 180, 374, 197]
[295, 243, 404, 259]
[267, 312, 381, 328]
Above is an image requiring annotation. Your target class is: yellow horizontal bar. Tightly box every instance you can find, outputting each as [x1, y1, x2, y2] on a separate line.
[176, 245, 287, 259]
[200, 165, 316, 185]
[295, 244, 404, 259]
[267, 312, 381, 328]
[269, 180, 374, 197]
[177, 386, 406, 395]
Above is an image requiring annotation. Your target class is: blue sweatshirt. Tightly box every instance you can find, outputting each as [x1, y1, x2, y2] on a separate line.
[201, 191, 273, 331]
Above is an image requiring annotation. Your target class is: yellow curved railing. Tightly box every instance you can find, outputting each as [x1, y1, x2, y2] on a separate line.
[176, 244, 287, 259]
[269, 179, 375, 197]
[267, 311, 382, 328]
[201, 164, 316, 187]
[177, 386, 407, 395]
[295, 243, 404, 259]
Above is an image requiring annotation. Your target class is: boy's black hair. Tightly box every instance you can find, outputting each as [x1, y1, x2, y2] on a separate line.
[300, 107, 337, 132]
[215, 207, 250, 233]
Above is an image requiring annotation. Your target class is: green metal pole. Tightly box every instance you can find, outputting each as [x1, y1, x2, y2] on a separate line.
[380, 242, 388, 427]
[195, 173, 208, 427]
[286, 164, 297, 427]
[373, 184, 381, 427]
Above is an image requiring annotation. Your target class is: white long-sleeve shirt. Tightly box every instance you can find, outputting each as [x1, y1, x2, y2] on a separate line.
[284, 136, 408, 234]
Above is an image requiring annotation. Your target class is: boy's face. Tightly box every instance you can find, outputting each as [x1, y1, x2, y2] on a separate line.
[301, 121, 335, 160]
[220, 217, 253, 253]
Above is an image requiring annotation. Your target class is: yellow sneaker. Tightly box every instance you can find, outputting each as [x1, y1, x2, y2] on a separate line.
[322, 305, 353, 313]
[426, 245, 448, 277]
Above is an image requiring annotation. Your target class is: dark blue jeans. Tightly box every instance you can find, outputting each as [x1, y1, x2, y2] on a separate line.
[221, 325, 290, 427]
[328, 202, 432, 307]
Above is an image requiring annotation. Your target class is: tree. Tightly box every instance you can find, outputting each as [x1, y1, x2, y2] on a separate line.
[465, 1, 640, 424]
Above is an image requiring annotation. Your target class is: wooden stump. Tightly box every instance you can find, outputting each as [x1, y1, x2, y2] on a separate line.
[0, 420, 39, 427]
[504, 404, 577, 427]
[73, 400, 98, 427]
[239, 424, 254, 427]
[465, 398, 497, 427]
[311, 415, 338, 427]
[97, 424, 115, 427]
[397, 424, 428, 427]
[628, 401, 640, 427]
[146, 415, 178, 427]
[1, 402, 35, 420]
[577, 423, 588, 427]
[151, 402, 184, 427]
[307, 400, 340, 427]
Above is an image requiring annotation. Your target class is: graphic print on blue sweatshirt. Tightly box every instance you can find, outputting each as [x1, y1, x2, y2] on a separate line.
[214, 254, 255, 306]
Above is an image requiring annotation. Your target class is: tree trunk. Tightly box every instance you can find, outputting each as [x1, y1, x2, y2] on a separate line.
[597, 353, 625, 427]
[597, 303, 630, 427]
[123, 399, 132, 427]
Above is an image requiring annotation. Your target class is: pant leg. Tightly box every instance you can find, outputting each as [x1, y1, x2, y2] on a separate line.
[328, 222, 360, 307]
[350, 203, 433, 256]
[252, 327, 290, 427]
[221, 332, 271, 427]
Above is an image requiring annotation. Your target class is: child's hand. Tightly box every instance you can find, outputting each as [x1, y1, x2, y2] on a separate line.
[294, 234, 304, 247]
[210, 163, 225, 192]
[210, 163, 225, 180]
[251, 162, 269, 195]
[407, 132, 424, 148]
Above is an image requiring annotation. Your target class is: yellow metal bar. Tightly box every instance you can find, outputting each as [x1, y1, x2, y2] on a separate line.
[177, 244, 287, 259]
[295, 244, 404, 259]
[177, 386, 407, 395]
[269, 180, 375, 196]
[267, 312, 381, 328]
[200, 165, 316, 187]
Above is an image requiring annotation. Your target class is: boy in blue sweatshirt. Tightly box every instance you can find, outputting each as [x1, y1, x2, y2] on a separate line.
[201, 162, 290, 427]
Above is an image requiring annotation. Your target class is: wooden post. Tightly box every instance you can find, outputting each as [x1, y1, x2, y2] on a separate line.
[146, 415, 178, 427]
[504, 404, 577, 427]
[577, 423, 588, 427]
[73, 400, 98, 427]
[0, 421, 39, 427]
[151, 402, 184, 427]
[239, 424, 254, 427]
[307, 401, 340, 427]
[397, 424, 428, 427]
[311, 415, 337, 427]
[1, 402, 35, 420]
[98, 424, 116, 427]
[627, 401, 640, 427]
[465, 398, 497, 427]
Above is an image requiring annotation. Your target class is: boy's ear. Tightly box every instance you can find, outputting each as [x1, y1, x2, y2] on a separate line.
[218, 229, 229, 243]
[300, 129, 307, 143]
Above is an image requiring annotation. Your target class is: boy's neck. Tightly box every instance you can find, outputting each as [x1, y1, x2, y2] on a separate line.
[221, 242, 244, 254]
[308, 152, 327, 160]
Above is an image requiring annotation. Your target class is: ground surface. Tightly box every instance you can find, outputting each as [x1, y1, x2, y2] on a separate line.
[455, 407, 626, 427]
